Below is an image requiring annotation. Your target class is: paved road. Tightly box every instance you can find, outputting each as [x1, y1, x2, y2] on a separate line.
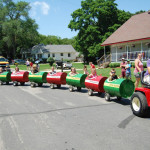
[0, 83, 150, 150]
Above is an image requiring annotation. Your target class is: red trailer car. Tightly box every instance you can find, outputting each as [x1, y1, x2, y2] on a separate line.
[11, 71, 29, 86]
[46, 72, 67, 89]
[85, 76, 107, 96]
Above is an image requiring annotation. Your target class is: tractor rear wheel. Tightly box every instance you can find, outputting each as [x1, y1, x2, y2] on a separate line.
[131, 92, 149, 117]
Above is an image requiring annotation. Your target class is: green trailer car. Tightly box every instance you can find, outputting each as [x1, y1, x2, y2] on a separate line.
[66, 74, 87, 92]
[28, 72, 48, 87]
[0, 72, 11, 85]
[104, 78, 135, 101]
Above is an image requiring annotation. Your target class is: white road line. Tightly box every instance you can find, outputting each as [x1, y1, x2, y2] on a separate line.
[7, 110, 24, 144]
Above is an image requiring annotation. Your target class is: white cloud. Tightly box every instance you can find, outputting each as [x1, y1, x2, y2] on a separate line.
[30, 1, 50, 16]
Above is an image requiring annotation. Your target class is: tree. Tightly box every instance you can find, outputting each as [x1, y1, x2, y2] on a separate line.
[38, 34, 76, 48]
[0, 0, 39, 58]
[47, 57, 55, 66]
[68, 0, 132, 62]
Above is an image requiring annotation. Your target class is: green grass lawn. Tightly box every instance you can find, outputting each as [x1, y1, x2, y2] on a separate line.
[10, 62, 141, 86]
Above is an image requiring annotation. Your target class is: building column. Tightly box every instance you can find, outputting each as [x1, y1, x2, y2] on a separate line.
[104, 46, 106, 62]
[127, 45, 128, 60]
[141, 41, 143, 60]
[116, 47, 117, 62]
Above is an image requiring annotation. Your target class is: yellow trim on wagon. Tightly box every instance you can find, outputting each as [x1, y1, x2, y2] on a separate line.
[67, 76, 80, 80]
[104, 83, 120, 88]
[0, 75, 6, 77]
[29, 75, 42, 77]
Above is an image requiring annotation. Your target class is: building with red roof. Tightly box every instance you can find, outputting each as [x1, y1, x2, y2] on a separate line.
[101, 11, 150, 62]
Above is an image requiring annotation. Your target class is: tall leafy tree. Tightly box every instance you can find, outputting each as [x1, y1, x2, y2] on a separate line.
[0, 0, 39, 58]
[68, 0, 132, 61]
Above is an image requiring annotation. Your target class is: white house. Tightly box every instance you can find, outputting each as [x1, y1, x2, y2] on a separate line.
[31, 44, 79, 61]
[101, 11, 150, 62]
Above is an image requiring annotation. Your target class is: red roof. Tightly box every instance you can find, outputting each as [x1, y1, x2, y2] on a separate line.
[101, 12, 150, 46]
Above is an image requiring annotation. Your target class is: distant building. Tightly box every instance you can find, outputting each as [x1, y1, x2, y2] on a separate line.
[101, 11, 150, 62]
[22, 44, 80, 61]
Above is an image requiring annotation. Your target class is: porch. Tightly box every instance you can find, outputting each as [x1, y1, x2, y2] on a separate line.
[111, 50, 150, 62]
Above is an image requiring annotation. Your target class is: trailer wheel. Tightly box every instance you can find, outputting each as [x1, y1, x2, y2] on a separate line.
[6, 81, 9, 85]
[117, 96, 122, 101]
[20, 82, 25, 86]
[0, 81, 3, 85]
[57, 84, 61, 88]
[98, 92, 102, 96]
[131, 92, 149, 117]
[31, 82, 35, 88]
[69, 85, 73, 92]
[105, 93, 111, 101]
[13, 82, 18, 86]
[88, 89, 93, 96]
[38, 83, 43, 87]
[50, 84, 54, 89]
[77, 87, 81, 91]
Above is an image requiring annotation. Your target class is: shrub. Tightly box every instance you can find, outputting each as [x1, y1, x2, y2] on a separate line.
[42, 58, 47, 63]
[47, 57, 55, 66]
[63, 59, 71, 62]
[109, 63, 120, 68]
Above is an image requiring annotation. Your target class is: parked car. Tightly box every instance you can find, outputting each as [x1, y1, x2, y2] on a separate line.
[13, 59, 26, 65]
[56, 61, 72, 69]
[0, 56, 10, 71]
[35, 59, 43, 64]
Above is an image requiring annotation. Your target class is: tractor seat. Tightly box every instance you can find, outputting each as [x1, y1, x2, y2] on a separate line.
[141, 71, 150, 88]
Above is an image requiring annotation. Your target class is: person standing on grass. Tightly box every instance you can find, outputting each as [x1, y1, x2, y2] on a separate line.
[120, 58, 126, 78]
[26, 59, 30, 71]
[134, 53, 144, 88]
[30, 61, 33, 71]
[125, 60, 131, 79]
[89, 62, 95, 70]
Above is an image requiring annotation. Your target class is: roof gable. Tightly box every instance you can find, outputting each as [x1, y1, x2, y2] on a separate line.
[102, 12, 150, 46]
[44, 45, 76, 53]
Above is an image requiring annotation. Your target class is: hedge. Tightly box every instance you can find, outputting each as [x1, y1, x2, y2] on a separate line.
[109, 62, 147, 68]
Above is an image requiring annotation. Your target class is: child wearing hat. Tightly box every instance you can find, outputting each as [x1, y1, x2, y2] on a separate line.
[125, 60, 131, 79]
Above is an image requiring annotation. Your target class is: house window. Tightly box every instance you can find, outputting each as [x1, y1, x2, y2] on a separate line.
[52, 53, 55, 57]
[68, 53, 71, 57]
[38, 54, 42, 58]
[48, 54, 50, 57]
[61, 53, 63, 56]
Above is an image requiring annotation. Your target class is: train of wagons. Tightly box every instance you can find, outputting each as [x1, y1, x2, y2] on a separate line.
[0, 70, 150, 118]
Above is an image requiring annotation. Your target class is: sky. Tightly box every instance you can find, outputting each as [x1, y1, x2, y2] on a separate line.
[14, 0, 150, 39]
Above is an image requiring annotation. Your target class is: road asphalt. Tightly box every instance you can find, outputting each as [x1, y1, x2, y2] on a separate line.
[0, 83, 150, 150]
